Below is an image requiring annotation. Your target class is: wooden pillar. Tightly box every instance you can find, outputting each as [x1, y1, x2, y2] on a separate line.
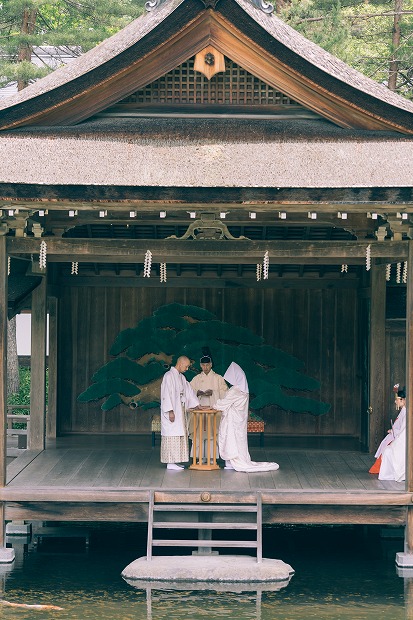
[401, 241, 413, 558]
[369, 261, 387, 454]
[0, 238, 14, 561]
[0, 236, 7, 489]
[405, 241, 413, 557]
[30, 275, 47, 450]
[47, 296, 58, 439]
[406, 241, 413, 494]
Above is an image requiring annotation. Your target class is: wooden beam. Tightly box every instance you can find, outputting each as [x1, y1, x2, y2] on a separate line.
[369, 261, 387, 453]
[0, 487, 411, 504]
[0, 238, 7, 553]
[262, 505, 406, 524]
[0, 237, 6, 489]
[1, 200, 413, 214]
[1, 185, 413, 206]
[210, 11, 410, 132]
[407, 241, 413, 495]
[29, 276, 47, 450]
[5, 502, 149, 522]
[47, 296, 58, 440]
[7, 238, 409, 263]
[3, 503, 407, 524]
[54, 276, 360, 289]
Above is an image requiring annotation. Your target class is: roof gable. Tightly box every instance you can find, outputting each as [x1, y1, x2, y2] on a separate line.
[0, 0, 412, 133]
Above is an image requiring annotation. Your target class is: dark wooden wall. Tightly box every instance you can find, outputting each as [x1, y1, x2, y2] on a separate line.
[57, 286, 365, 441]
[385, 319, 406, 431]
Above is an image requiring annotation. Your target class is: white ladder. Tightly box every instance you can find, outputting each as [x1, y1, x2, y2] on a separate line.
[146, 491, 263, 563]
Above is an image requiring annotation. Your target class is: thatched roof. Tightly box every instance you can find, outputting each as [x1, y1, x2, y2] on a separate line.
[0, 118, 412, 188]
[0, 0, 412, 132]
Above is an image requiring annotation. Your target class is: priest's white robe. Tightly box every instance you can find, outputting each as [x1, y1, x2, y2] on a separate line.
[374, 406, 406, 458]
[160, 367, 199, 463]
[190, 369, 228, 459]
[216, 362, 279, 473]
[190, 369, 228, 408]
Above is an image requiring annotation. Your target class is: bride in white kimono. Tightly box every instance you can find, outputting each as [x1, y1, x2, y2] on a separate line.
[378, 388, 406, 482]
[215, 362, 279, 473]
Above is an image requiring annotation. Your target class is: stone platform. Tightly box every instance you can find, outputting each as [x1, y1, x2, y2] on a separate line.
[122, 555, 294, 584]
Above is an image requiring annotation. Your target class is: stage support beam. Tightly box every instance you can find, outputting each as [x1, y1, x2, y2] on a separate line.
[47, 296, 58, 440]
[397, 241, 413, 569]
[30, 275, 47, 450]
[369, 261, 387, 454]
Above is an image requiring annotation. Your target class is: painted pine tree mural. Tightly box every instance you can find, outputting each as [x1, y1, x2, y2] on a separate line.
[78, 303, 330, 416]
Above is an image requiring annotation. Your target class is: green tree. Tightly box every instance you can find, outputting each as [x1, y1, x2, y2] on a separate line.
[0, 0, 145, 89]
[78, 303, 330, 416]
[280, 0, 413, 98]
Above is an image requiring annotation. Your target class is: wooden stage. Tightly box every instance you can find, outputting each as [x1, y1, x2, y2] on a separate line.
[1, 435, 409, 527]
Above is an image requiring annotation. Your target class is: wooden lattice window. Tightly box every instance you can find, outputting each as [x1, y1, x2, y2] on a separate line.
[119, 58, 297, 107]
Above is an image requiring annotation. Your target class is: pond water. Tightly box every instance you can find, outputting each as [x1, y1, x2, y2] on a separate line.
[0, 524, 410, 620]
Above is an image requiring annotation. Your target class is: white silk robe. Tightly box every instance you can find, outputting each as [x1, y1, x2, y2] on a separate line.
[379, 406, 406, 482]
[216, 386, 279, 473]
[374, 406, 406, 458]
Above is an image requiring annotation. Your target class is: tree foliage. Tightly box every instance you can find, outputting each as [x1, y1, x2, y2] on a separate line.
[0, 0, 145, 87]
[280, 0, 413, 98]
[0, 0, 411, 97]
[78, 303, 330, 416]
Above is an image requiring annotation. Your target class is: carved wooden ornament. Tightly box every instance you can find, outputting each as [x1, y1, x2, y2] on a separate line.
[194, 46, 226, 80]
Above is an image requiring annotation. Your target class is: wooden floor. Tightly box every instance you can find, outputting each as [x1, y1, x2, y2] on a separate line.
[2, 435, 409, 526]
[5, 434, 403, 492]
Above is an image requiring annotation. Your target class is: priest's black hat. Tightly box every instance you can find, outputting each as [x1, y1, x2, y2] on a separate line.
[200, 346, 212, 364]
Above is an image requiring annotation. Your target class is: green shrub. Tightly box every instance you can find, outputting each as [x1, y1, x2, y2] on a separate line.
[7, 367, 48, 426]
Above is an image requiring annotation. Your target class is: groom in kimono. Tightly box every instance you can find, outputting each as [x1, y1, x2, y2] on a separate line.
[160, 355, 203, 471]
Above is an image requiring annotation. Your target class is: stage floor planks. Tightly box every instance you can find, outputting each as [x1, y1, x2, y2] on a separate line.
[5, 435, 404, 493]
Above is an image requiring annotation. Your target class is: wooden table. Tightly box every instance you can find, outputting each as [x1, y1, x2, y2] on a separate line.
[188, 408, 221, 471]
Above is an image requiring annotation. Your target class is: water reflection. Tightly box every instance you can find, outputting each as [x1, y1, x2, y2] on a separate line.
[125, 579, 292, 620]
[0, 524, 408, 620]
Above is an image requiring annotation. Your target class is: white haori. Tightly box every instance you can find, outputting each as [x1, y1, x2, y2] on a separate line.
[216, 362, 279, 473]
[190, 369, 228, 408]
[190, 369, 227, 458]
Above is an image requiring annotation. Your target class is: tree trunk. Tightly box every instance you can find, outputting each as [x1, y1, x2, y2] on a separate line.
[7, 316, 19, 396]
[17, 8, 37, 91]
[388, 0, 403, 91]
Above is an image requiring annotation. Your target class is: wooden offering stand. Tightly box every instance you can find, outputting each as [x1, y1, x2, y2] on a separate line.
[188, 408, 221, 471]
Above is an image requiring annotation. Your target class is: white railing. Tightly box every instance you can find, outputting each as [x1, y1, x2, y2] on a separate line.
[7, 405, 30, 454]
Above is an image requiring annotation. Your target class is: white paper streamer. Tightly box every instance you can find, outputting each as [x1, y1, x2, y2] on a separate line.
[263, 251, 269, 280]
[365, 244, 371, 271]
[386, 264, 391, 281]
[39, 240, 47, 270]
[143, 250, 152, 278]
[396, 262, 401, 284]
[256, 263, 262, 281]
[160, 263, 167, 283]
[71, 262, 79, 275]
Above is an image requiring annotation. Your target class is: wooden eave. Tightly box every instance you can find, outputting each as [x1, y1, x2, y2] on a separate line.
[0, 0, 412, 132]
[1, 184, 413, 205]
[7, 237, 409, 264]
